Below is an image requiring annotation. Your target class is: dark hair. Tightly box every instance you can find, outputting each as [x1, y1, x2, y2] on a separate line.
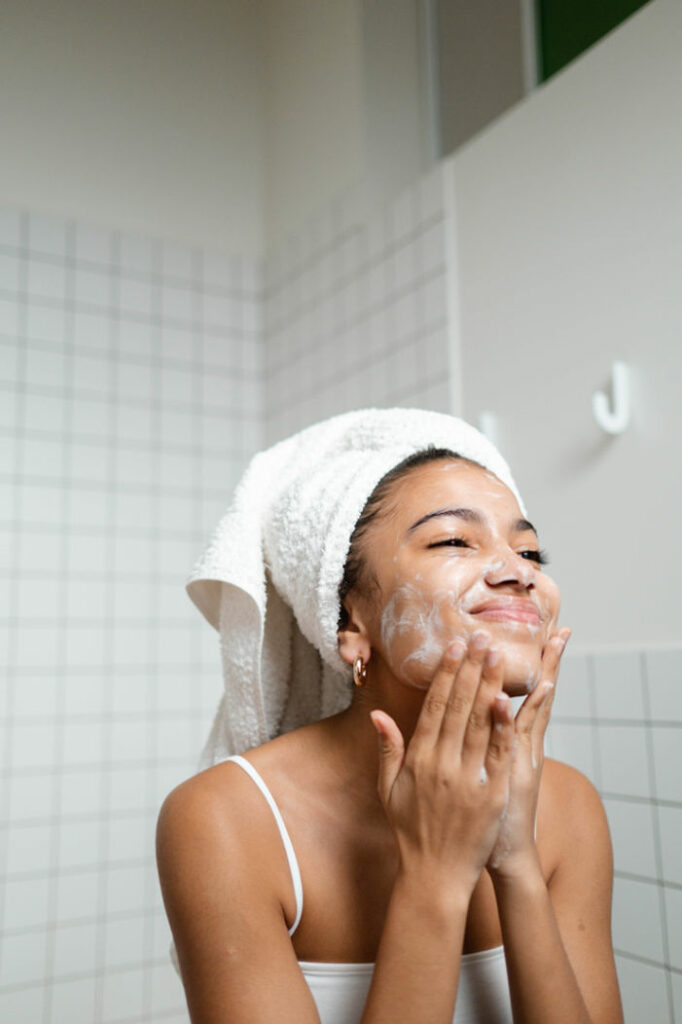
[337, 446, 481, 630]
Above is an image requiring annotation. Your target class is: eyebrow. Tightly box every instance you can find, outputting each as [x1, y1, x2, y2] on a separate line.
[406, 507, 538, 537]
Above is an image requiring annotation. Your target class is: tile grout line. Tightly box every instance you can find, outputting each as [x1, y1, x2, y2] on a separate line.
[0, 210, 30, 994]
[641, 651, 676, 1023]
[41, 215, 77, 1024]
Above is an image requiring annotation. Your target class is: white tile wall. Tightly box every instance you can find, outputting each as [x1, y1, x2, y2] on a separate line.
[1, 206, 263, 1022]
[616, 955, 671, 1023]
[263, 169, 451, 444]
[545, 647, 682, 1021]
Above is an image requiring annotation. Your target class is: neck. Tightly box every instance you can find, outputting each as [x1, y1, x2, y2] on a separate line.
[322, 663, 428, 789]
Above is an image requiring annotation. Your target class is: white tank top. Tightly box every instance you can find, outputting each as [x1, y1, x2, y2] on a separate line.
[225, 755, 513, 1024]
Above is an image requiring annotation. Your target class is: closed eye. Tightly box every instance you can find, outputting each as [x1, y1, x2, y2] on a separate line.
[428, 539, 550, 566]
[520, 549, 550, 565]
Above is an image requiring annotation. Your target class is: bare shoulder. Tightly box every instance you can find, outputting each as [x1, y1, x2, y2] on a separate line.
[156, 758, 320, 1023]
[156, 757, 287, 897]
[539, 758, 613, 881]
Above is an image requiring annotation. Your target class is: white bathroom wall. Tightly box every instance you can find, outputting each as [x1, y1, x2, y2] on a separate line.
[547, 649, 682, 1020]
[0, 0, 265, 255]
[0, 205, 263, 1022]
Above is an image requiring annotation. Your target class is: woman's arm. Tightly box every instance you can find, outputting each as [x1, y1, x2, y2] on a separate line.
[360, 634, 515, 1024]
[486, 631, 623, 1024]
[492, 764, 623, 1024]
[157, 773, 321, 1024]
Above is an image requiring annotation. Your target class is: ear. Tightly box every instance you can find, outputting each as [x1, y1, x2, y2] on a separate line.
[337, 594, 373, 669]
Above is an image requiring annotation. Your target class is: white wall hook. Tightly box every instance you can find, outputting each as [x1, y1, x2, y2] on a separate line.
[478, 411, 498, 447]
[592, 361, 631, 435]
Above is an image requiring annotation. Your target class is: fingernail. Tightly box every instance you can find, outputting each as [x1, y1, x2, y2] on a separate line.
[448, 640, 466, 658]
[486, 647, 500, 667]
[472, 630, 490, 650]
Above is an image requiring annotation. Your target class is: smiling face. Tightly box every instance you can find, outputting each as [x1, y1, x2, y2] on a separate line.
[346, 458, 561, 697]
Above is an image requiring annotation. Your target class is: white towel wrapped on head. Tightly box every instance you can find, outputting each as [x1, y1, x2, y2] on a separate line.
[187, 407, 524, 767]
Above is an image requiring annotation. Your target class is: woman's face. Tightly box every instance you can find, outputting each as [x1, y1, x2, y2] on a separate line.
[355, 459, 561, 697]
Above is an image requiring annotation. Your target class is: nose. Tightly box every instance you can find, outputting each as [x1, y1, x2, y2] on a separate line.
[483, 551, 536, 589]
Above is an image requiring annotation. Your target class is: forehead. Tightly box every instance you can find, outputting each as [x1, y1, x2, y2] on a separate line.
[387, 459, 520, 522]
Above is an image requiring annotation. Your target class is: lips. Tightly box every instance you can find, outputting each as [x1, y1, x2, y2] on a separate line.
[468, 597, 542, 625]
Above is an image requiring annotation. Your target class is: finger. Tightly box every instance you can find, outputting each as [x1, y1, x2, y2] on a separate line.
[458, 643, 504, 758]
[540, 629, 571, 684]
[370, 710, 405, 807]
[515, 671, 554, 736]
[439, 630, 492, 748]
[530, 680, 556, 751]
[410, 639, 466, 748]
[484, 693, 514, 778]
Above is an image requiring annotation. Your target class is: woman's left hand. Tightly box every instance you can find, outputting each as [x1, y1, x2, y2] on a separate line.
[486, 627, 571, 880]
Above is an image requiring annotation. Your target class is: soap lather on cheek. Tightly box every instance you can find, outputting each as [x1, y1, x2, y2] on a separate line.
[380, 584, 464, 685]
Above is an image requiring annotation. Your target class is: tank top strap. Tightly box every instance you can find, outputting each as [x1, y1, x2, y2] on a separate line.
[223, 754, 303, 936]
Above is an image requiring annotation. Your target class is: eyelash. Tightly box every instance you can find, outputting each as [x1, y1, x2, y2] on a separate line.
[428, 538, 550, 566]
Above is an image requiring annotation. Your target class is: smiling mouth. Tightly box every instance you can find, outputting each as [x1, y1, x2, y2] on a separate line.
[467, 600, 542, 626]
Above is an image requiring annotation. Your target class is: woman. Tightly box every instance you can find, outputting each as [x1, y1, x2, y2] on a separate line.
[157, 408, 623, 1024]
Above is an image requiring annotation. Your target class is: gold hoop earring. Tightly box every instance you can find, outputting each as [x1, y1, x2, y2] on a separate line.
[353, 655, 367, 687]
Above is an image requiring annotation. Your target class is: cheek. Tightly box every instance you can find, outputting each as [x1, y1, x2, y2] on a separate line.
[538, 577, 561, 635]
[379, 583, 464, 686]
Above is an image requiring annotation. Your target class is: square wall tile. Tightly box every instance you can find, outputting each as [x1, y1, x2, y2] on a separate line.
[0, 989, 45, 1024]
[658, 804, 682, 886]
[646, 649, 682, 721]
[602, 798, 657, 879]
[55, 868, 101, 920]
[593, 652, 645, 721]
[101, 965, 145, 1022]
[8, 773, 54, 822]
[545, 721, 597, 784]
[104, 914, 146, 968]
[665, 885, 682, 970]
[3, 876, 50, 930]
[105, 864, 147, 916]
[651, 726, 682, 803]
[6, 823, 53, 875]
[58, 819, 101, 870]
[59, 769, 103, 817]
[52, 920, 98, 977]
[612, 876, 664, 962]
[26, 304, 66, 344]
[75, 267, 110, 309]
[598, 724, 651, 799]
[27, 259, 67, 302]
[0, 928, 47, 987]
[73, 309, 111, 352]
[552, 653, 592, 719]
[615, 955, 670, 1024]
[50, 976, 97, 1024]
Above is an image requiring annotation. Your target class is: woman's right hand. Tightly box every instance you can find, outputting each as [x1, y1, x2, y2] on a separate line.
[370, 631, 515, 895]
